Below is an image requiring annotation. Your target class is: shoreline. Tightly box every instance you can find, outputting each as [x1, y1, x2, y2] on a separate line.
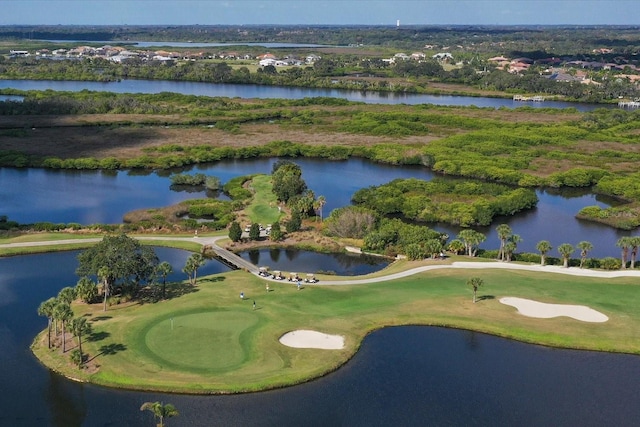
[25, 235, 640, 394]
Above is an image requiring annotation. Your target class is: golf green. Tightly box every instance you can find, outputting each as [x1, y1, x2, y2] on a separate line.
[142, 310, 259, 372]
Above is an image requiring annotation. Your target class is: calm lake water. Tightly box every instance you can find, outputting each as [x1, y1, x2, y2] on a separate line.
[2, 250, 640, 426]
[0, 78, 611, 110]
[0, 158, 628, 258]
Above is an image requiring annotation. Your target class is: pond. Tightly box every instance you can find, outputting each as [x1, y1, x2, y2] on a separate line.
[0, 157, 628, 258]
[238, 247, 390, 276]
[2, 250, 640, 426]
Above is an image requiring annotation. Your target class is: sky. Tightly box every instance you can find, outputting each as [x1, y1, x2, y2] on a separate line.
[0, 0, 638, 26]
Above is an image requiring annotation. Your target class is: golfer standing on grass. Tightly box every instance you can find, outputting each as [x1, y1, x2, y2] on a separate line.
[253, 300, 256, 310]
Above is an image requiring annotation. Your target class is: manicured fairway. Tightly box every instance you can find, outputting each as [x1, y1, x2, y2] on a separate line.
[141, 310, 259, 372]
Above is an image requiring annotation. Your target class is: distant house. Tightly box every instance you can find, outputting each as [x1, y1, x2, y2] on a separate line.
[259, 58, 277, 67]
[432, 52, 453, 61]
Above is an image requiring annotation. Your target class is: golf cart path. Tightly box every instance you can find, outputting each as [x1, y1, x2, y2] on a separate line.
[3, 235, 640, 283]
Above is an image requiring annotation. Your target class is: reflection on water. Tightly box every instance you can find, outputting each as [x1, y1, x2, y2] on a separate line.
[238, 248, 389, 276]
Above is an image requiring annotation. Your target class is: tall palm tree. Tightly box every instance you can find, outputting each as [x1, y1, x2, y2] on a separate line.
[54, 302, 73, 353]
[558, 243, 575, 268]
[156, 261, 173, 299]
[576, 241, 594, 269]
[70, 317, 92, 365]
[183, 253, 206, 286]
[314, 195, 326, 222]
[75, 276, 98, 304]
[629, 236, 640, 269]
[467, 277, 484, 303]
[504, 234, 522, 262]
[457, 229, 486, 257]
[140, 401, 179, 427]
[57, 286, 76, 305]
[536, 240, 552, 266]
[495, 224, 512, 261]
[616, 236, 633, 269]
[98, 265, 111, 312]
[37, 297, 57, 349]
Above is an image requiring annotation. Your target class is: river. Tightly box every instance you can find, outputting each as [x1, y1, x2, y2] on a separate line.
[0, 158, 628, 259]
[0, 78, 612, 111]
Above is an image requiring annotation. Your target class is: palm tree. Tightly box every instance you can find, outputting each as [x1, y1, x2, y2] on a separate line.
[457, 229, 486, 257]
[75, 276, 98, 304]
[314, 195, 326, 222]
[616, 236, 633, 269]
[496, 224, 512, 261]
[140, 401, 179, 427]
[183, 253, 206, 286]
[504, 234, 522, 262]
[629, 236, 640, 269]
[576, 241, 594, 269]
[70, 317, 92, 365]
[156, 261, 173, 299]
[467, 277, 484, 303]
[557, 243, 575, 268]
[57, 286, 76, 305]
[54, 302, 73, 353]
[98, 265, 111, 312]
[447, 239, 465, 255]
[536, 240, 552, 266]
[37, 297, 57, 349]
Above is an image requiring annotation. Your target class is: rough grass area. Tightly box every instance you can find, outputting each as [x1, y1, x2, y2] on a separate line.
[32, 265, 640, 394]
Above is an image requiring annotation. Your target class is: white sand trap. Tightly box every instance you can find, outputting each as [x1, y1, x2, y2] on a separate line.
[279, 330, 345, 349]
[500, 297, 608, 323]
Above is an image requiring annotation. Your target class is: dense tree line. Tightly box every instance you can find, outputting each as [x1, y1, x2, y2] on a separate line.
[352, 178, 538, 227]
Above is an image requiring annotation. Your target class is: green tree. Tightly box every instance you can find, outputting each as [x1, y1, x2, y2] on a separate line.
[536, 240, 552, 266]
[616, 236, 633, 269]
[37, 297, 57, 349]
[457, 229, 486, 257]
[70, 316, 92, 366]
[467, 277, 484, 303]
[576, 241, 594, 269]
[249, 222, 261, 240]
[629, 236, 640, 269]
[75, 276, 98, 304]
[558, 243, 575, 268]
[447, 239, 465, 255]
[314, 195, 326, 222]
[140, 401, 179, 427]
[57, 286, 76, 305]
[183, 253, 206, 286]
[285, 210, 302, 233]
[156, 261, 173, 300]
[496, 224, 512, 261]
[271, 162, 307, 203]
[228, 221, 242, 242]
[269, 221, 283, 241]
[504, 234, 522, 262]
[54, 302, 73, 353]
[76, 234, 159, 307]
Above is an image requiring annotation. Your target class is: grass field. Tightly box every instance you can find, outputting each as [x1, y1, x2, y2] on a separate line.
[32, 263, 640, 394]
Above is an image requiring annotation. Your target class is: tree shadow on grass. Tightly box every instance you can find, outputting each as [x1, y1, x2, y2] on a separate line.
[90, 315, 112, 322]
[197, 276, 226, 285]
[97, 343, 127, 356]
[477, 295, 495, 302]
[87, 331, 110, 342]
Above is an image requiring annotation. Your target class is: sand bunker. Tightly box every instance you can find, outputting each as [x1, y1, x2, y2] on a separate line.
[279, 330, 345, 349]
[500, 297, 608, 323]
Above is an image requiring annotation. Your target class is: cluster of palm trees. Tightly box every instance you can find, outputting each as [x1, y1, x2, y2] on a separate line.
[37, 284, 92, 366]
[450, 223, 639, 270]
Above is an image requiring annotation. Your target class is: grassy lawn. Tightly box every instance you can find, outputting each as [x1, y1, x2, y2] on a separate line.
[245, 174, 282, 225]
[32, 265, 640, 394]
